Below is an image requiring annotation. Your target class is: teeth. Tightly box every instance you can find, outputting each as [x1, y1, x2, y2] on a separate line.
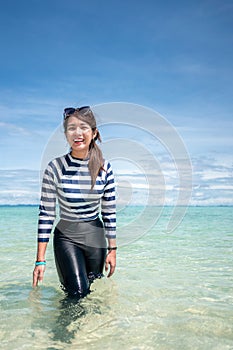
[74, 139, 83, 142]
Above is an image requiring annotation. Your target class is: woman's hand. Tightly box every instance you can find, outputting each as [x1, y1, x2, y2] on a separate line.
[33, 242, 48, 287]
[32, 265, 46, 287]
[105, 250, 116, 278]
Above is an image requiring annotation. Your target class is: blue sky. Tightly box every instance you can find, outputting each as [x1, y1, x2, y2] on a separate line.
[0, 0, 232, 206]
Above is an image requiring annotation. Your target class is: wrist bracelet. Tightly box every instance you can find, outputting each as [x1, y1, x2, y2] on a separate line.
[35, 261, 46, 266]
[107, 247, 117, 250]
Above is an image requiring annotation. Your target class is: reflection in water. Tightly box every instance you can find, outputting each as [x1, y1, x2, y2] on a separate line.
[29, 287, 89, 344]
[28, 279, 117, 346]
[50, 296, 86, 344]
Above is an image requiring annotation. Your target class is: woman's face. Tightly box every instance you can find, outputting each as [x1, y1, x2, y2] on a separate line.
[65, 116, 97, 158]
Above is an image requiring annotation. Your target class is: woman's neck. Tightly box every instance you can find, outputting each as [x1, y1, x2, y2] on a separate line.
[70, 150, 89, 160]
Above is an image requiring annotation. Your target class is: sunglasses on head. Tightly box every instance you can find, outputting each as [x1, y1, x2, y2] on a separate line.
[63, 106, 90, 120]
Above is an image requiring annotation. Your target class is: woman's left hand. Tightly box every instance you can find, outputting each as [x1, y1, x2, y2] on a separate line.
[105, 250, 116, 278]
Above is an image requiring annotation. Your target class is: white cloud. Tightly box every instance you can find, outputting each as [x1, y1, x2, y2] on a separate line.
[0, 153, 232, 206]
[201, 170, 232, 181]
[0, 101, 232, 206]
[0, 170, 40, 204]
[0, 122, 30, 136]
[0, 190, 39, 205]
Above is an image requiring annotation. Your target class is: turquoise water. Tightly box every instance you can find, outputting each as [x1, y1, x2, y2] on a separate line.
[0, 206, 232, 350]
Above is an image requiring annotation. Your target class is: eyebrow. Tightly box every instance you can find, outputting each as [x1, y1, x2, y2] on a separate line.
[67, 122, 90, 127]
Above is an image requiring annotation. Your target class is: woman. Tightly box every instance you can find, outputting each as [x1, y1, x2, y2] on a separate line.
[33, 106, 117, 299]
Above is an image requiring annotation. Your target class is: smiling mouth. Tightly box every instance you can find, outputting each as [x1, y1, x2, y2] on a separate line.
[73, 138, 84, 144]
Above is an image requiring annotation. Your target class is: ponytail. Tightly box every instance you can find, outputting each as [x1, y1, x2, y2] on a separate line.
[88, 129, 105, 189]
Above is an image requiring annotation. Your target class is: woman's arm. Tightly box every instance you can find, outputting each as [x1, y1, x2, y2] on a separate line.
[105, 238, 117, 278]
[101, 162, 117, 277]
[32, 242, 48, 287]
[32, 161, 57, 287]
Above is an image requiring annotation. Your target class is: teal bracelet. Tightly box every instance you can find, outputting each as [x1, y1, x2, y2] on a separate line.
[35, 261, 46, 266]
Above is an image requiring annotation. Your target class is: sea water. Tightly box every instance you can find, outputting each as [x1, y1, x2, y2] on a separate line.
[0, 206, 232, 350]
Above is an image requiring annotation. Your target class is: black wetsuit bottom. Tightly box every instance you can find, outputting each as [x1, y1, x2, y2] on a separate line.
[53, 218, 107, 299]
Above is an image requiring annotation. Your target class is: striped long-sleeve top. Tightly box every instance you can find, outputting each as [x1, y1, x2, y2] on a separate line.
[38, 153, 116, 243]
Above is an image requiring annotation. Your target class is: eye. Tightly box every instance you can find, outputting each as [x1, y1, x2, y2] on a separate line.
[80, 125, 91, 132]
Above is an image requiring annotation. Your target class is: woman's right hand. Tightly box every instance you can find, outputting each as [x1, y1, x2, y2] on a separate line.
[32, 265, 46, 287]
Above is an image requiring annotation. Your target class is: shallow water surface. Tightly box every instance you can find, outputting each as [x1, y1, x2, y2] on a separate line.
[0, 206, 233, 349]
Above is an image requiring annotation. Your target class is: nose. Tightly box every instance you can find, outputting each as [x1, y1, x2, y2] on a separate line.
[75, 127, 83, 135]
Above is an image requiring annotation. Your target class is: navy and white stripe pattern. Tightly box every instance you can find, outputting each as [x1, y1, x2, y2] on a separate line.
[38, 153, 116, 242]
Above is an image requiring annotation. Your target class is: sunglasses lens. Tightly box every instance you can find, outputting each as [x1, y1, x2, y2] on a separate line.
[78, 106, 90, 115]
[63, 106, 91, 119]
[63, 107, 76, 119]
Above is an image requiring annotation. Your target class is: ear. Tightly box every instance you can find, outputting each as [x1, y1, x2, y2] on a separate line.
[93, 129, 98, 141]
